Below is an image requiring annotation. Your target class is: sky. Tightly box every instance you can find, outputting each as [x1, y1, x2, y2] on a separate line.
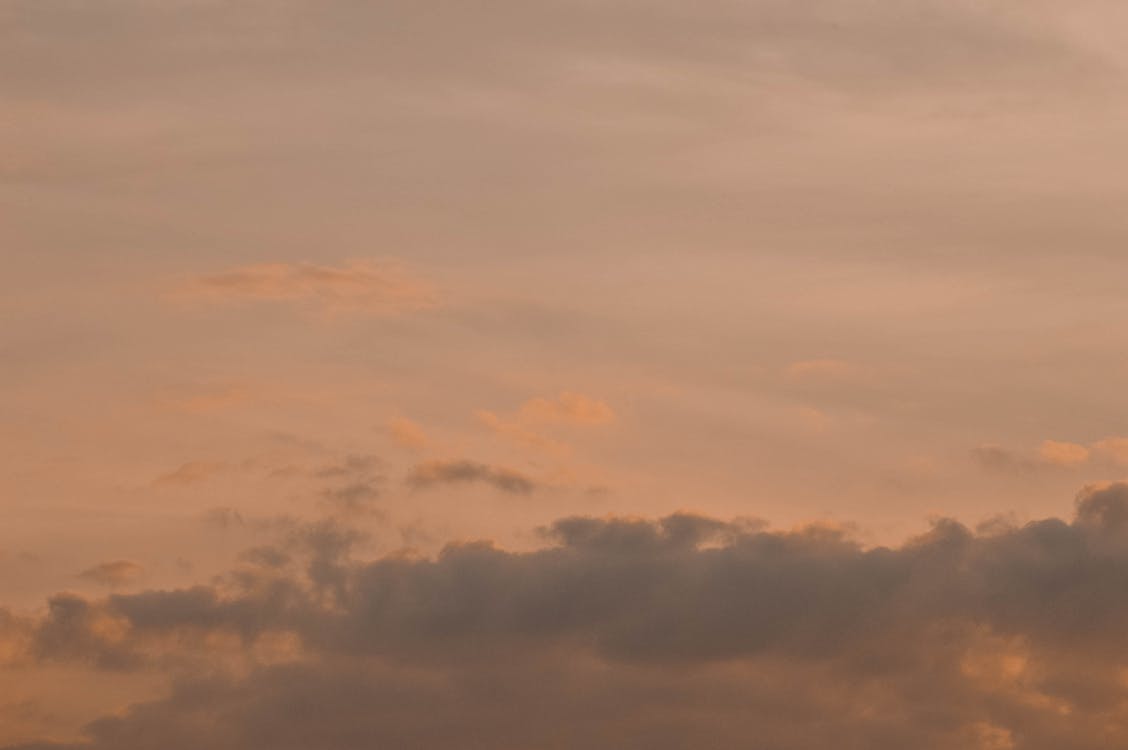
[5, 1, 1128, 747]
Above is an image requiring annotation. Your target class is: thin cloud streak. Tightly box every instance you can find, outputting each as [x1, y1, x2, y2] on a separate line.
[406, 460, 537, 495]
[173, 260, 438, 317]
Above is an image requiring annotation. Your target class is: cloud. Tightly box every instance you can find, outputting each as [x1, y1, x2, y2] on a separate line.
[29, 594, 140, 671]
[200, 507, 245, 530]
[971, 444, 1034, 473]
[474, 409, 569, 454]
[476, 392, 615, 455]
[387, 418, 428, 451]
[320, 483, 382, 515]
[238, 547, 292, 569]
[0, 610, 32, 666]
[311, 455, 384, 514]
[1091, 437, 1128, 466]
[406, 460, 536, 495]
[517, 392, 615, 426]
[174, 260, 437, 317]
[76, 561, 144, 588]
[974, 436, 1128, 473]
[313, 454, 381, 480]
[13, 487, 1128, 747]
[153, 461, 229, 487]
[1073, 481, 1128, 532]
[1038, 440, 1091, 468]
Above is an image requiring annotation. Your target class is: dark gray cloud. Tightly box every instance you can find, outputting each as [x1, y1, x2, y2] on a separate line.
[10, 485, 1128, 748]
[29, 594, 142, 671]
[407, 459, 537, 494]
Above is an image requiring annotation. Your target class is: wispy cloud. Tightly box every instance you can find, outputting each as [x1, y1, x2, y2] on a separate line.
[153, 461, 229, 487]
[315, 454, 383, 515]
[173, 260, 438, 316]
[475, 410, 569, 454]
[407, 459, 536, 494]
[477, 392, 615, 454]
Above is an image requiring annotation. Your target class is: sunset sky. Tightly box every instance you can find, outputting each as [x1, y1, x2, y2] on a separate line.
[6, 1, 1128, 748]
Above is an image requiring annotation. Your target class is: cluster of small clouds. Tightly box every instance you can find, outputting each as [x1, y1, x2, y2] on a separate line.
[974, 437, 1128, 473]
[142, 387, 617, 522]
[8, 484, 1128, 748]
[384, 393, 616, 494]
[153, 445, 539, 505]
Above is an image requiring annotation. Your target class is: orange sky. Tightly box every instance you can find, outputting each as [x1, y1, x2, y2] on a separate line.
[5, 2, 1128, 747]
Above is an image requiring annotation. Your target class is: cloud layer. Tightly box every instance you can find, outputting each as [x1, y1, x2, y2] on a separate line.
[9, 484, 1128, 748]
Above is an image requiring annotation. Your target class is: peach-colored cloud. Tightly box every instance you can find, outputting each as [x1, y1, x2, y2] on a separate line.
[388, 418, 429, 451]
[1092, 437, 1128, 466]
[175, 260, 437, 316]
[1038, 440, 1091, 469]
[77, 560, 144, 587]
[475, 392, 613, 455]
[475, 410, 570, 454]
[517, 392, 615, 425]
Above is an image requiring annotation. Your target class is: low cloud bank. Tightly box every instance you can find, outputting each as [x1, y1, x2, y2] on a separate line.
[9, 484, 1128, 748]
